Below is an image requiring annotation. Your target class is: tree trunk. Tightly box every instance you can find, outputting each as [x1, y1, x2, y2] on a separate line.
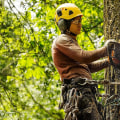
[104, 0, 120, 120]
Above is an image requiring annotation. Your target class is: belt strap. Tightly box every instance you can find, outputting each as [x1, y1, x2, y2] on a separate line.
[63, 77, 86, 84]
[63, 77, 97, 86]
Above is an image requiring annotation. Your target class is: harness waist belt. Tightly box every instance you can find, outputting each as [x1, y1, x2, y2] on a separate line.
[63, 77, 88, 85]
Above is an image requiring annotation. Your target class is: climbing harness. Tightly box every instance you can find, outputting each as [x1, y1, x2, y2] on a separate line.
[59, 78, 103, 120]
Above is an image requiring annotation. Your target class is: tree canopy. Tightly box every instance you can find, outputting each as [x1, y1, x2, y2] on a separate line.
[0, 0, 105, 119]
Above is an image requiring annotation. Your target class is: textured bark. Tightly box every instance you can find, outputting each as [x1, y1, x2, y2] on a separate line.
[104, 0, 120, 120]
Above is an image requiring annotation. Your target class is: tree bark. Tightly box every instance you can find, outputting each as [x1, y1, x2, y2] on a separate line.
[104, 0, 120, 120]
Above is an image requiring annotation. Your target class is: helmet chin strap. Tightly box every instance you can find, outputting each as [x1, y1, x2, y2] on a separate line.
[65, 29, 77, 36]
[69, 31, 77, 36]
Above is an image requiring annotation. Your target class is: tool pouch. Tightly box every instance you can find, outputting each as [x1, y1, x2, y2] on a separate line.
[59, 78, 103, 120]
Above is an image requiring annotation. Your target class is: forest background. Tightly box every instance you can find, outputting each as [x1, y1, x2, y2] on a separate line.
[1, 0, 106, 119]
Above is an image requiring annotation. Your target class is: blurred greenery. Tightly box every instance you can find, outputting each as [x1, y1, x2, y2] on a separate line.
[0, 0, 105, 119]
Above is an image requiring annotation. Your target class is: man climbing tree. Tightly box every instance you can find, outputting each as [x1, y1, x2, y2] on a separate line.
[52, 3, 118, 120]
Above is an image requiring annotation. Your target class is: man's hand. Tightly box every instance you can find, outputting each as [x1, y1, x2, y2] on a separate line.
[104, 39, 116, 48]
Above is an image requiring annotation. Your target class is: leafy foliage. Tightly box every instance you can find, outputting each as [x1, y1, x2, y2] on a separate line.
[0, 0, 105, 119]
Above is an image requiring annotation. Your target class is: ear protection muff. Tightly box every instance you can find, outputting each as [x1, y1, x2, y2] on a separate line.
[57, 18, 77, 36]
[57, 19, 68, 33]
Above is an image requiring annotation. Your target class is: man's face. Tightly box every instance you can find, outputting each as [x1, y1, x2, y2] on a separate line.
[69, 16, 82, 35]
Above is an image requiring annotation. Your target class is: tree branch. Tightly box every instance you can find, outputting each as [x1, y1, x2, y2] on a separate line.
[7, 0, 46, 56]
[82, 26, 96, 49]
[82, 20, 103, 49]
[8, 0, 37, 43]
[84, 1, 103, 10]
[83, 20, 103, 33]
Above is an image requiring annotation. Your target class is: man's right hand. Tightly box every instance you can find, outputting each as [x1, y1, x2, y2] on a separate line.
[104, 39, 116, 48]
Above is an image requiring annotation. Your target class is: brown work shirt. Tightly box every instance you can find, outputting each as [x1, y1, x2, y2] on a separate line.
[52, 34, 109, 81]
